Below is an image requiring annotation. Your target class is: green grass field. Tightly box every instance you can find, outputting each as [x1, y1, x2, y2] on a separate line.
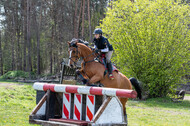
[0, 82, 37, 126]
[0, 81, 190, 126]
[186, 94, 190, 96]
[127, 98, 190, 126]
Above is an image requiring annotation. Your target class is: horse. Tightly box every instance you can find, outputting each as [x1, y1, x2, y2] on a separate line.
[67, 39, 142, 121]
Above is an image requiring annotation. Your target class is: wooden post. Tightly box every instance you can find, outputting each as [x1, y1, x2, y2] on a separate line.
[92, 97, 112, 123]
[45, 90, 56, 120]
[31, 92, 48, 115]
[45, 90, 50, 120]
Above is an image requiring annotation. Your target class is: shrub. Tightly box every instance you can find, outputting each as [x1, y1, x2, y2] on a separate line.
[0, 71, 29, 80]
[100, 0, 190, 97]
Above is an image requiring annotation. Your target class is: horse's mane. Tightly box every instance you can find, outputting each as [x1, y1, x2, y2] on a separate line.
[71, 38, 89, 47]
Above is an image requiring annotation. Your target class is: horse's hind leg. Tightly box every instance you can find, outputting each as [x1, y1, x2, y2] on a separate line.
[120, 98, 128, 123]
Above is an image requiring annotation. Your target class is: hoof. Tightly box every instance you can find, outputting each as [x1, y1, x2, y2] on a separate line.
[76, 70, 80, 75]
[86, 84, 98, 87]
[82, 79, 88, 84]
[98, 83, 104, 87]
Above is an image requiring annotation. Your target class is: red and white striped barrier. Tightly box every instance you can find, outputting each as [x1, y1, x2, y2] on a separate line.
[86, 95, 95, 121]
[32, 82, 137, 125]
[33, 82, 137, 98]
[73, 94, 82, 120]
[62, 93, 71, 119]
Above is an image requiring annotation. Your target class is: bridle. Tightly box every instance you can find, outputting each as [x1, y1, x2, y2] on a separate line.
[69, 45, 98, 67]
[69, 47, 79, 66]
[69, 43, 101, 80]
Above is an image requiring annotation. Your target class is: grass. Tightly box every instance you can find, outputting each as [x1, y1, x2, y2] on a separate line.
[0, 81, 190, 126]
[0, 82, 37, 126]
[127, 98, 190, 126]
[186, 94, 190, 96]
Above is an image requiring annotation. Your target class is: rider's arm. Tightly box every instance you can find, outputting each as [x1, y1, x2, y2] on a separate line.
[94, 45, 97, 49]
[100, 40, 109, 52]
[100, 47, 109, 52]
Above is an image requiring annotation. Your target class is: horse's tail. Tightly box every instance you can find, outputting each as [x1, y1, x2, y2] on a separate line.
[129, 77, 142, 99]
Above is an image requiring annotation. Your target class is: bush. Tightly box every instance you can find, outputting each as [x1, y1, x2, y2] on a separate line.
[100, 0, 190, 97]
[0, 71, 29, 80]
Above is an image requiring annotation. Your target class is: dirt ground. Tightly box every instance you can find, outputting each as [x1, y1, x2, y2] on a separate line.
[0, 82, 23, 87]
[184, 96, 190, 100]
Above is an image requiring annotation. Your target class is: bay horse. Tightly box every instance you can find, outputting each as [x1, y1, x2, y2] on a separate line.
[67, 39, 142, 120]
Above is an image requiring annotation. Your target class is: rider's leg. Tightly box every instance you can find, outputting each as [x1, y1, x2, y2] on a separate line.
[105, 51, 114, 79]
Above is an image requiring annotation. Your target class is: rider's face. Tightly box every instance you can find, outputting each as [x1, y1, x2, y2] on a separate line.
[94, 34, 100, 39]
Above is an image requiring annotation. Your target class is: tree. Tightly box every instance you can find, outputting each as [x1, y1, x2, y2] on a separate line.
[76, 1, 83, 39]
[87, 0, 92, 41]
[100, 0, 190, 97]
[33, 0, 42, 75]
[0, 0, 110, 77]
[81, 0, 85, 39]
[27, 0, 32, 78]
[74, 0, 78, 38]
[0, 30, 3, 75]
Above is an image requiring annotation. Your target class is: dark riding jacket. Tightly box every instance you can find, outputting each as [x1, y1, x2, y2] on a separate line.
[93, 36, 113, 52]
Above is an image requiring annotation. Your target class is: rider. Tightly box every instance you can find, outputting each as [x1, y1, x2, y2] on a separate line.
[93, 28, 114, 80]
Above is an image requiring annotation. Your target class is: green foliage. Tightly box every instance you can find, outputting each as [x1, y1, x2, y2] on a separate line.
[100, 0, 190, 97]
[0, 70, 30, 80]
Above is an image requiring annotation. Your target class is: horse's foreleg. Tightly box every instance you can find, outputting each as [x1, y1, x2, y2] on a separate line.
[88, 75, 102, 84]
[76, 70, 89, 84]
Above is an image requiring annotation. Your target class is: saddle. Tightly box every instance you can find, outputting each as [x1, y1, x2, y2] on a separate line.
[96, 53, 118, 75]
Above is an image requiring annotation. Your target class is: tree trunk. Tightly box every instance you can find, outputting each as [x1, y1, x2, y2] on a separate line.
[74, 0, 78, 38]
[0, 30, 3, 75]
[15, 0, 20, 70]
[76, 1, 82, 39]
[23, 0, 27, 71]
[35, 1, 42, 76]
[81, 0, 85, 39]
[17, 30, 21, 70]
[87, 0, 92, 42]
[27, 0, 32, 78]
[50, 25, 53, 74]
[11, 13, 15, 71]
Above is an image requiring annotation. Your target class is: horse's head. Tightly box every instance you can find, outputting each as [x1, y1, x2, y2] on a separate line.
[67, 39, 80, 68]
[68, 38, 95, 68]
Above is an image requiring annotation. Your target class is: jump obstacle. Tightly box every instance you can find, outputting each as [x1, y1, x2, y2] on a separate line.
[29, 82, 137, 126]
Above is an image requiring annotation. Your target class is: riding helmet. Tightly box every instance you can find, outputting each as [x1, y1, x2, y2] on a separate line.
[93, 28, 103, 34]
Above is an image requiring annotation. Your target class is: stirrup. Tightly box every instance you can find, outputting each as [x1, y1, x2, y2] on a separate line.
[109, 74, 114, 80]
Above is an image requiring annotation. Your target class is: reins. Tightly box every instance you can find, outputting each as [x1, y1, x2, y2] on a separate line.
[69, 46, 99, 67]
[69, 44, 101, 80]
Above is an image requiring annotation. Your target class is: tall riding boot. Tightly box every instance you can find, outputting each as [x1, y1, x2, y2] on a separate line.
[107, 62, 114, 80]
